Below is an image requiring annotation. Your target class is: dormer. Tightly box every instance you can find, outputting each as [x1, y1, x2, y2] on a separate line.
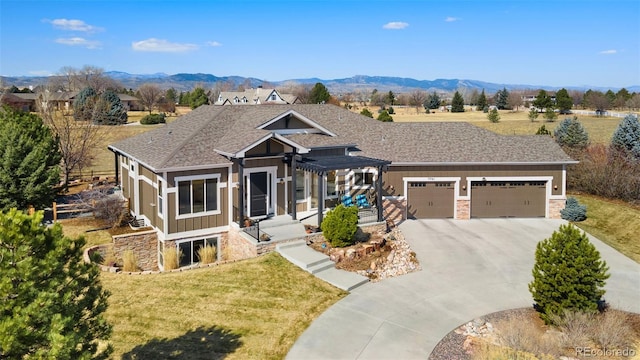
[257, 110, 337, 136]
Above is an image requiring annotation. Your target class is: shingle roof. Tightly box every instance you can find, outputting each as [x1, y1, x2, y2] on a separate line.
[109, 104, 575, 172]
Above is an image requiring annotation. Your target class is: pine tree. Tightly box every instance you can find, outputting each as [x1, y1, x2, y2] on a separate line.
[189, 87, 209, 109]
[73, 87, 98, 121]
[560, 197, 587, 222]
[92, 90, 128, 125]
[533, 89, 552, 110]
[0, 209, 112, 358]
[555, 88, 573, 114]
[529, 224, 610, 324]
[360, 108, 373, 118]
[610, 114, 640, 161]
[309, 82, 331, 104]
[528, 107, 539, 122]
[377, 110, 394, 122]
[0, 107, 61, 211]
[496, 87, 509, 110]
[476, 89, 487, 111]
[425, 91, 441, 110]
[451, 91, 465, 113]
[554, 116, 590, 149]
[487, 108, 500, 123]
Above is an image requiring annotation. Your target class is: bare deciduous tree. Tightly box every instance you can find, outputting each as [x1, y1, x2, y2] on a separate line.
[37, 84, 102, 188]
[626, 94, 640, 111]
[137, 83, 163, 113]
[507, 91, 524, 112]
[51, 66, 120, 92]
[409, 90, 428, 114]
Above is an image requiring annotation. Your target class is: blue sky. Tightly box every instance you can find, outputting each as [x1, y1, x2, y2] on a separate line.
[1, 0, 639, 88]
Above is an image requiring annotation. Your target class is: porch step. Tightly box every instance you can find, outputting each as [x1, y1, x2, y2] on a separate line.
[276, 241, 369, 291]
[258, 215, 300, 229]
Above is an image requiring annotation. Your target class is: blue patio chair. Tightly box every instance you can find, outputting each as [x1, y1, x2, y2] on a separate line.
[355, 194, 371, 208]
[341, 195, 354, 207]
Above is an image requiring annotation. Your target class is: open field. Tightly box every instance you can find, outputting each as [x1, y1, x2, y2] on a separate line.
[571, 193, 640, 263]
[99, 253, 346, 359]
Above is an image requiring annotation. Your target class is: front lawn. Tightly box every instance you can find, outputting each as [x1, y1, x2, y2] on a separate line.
[571, 193, 640, 263]
[100, 253, 346, 359]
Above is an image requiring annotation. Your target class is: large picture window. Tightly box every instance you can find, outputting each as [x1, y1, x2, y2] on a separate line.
[177, 176, 220, 216]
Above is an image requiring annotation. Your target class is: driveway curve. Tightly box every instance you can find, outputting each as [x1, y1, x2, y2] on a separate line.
[286, 219, 640, 360]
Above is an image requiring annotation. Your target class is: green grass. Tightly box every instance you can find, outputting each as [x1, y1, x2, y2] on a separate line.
[571, 193, 640, 263]
[100, 253, 347, 359]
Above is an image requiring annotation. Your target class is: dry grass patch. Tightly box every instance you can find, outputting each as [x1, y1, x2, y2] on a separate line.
[58, 217, 113, 248]
[101, 253, 346, 359]
[571, 193, 640, 263]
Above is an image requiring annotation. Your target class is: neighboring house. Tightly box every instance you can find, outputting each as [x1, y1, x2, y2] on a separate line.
[108, 104, 576, 270]
[1, 91, 139, 112]
[215, 87, 298, 105]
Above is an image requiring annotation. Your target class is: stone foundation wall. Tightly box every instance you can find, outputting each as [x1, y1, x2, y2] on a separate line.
[383, 198, 406, 226]
[112, 230, 158, 271]
[456, 199, 470, 219]
[226, 227, 258, 261]
[549, 199, 565, 219]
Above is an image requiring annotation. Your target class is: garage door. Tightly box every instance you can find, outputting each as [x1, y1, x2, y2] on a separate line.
[407, 181, 455, 219]
[471, 181, 546, 218]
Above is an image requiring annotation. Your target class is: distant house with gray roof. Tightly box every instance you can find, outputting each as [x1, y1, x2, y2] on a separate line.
[108, 104, 575, 270]
[214, 87, 298, 105]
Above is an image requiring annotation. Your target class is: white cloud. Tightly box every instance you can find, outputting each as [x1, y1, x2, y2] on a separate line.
[445, 16, 460, 22]
[599, 49, 617, 55]
[132, 38, 198, 52]
[382, 22, 409, 30]
[48, 18, 102, 32]
[207, 41, 222, 47]
[55, 37, 101, 49]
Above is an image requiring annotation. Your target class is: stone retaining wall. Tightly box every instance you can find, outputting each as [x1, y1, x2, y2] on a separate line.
[112, 229, 158, 271]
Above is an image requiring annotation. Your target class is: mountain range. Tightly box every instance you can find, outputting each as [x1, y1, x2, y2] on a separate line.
[2, 72, 637, 94]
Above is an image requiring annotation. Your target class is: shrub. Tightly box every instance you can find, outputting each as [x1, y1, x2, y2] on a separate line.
[553, 116, 589, 150]
[101, 247, 117, 267]
[560, 197, 587, 222]
[535, 125, 551, 135]
[321, 204, 359, 247]
[387, 106, 394, 114]
[122, 250, 139, 272]
[360, 108, 373, 118]
[543, 107, 557, 122]
[163, 246, 181, 270]
[377, 110, 393, 122]
[140, 113, 166, 125]
[487, 108, 500, 123]
[591, 310, 634, 350]
[528, 107, 539, 122]
[529, 224, 610, 324]
[492, 315, 560, 358]
[550, 309, 593, 348]
[197, 244, 217, 264]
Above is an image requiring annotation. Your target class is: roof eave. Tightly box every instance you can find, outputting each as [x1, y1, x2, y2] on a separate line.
[389, 161, 579, 166]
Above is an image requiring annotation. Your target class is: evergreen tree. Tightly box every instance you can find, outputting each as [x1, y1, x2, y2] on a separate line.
[532, 89, 553, 110]
[529, 224, 610, 324]
[73, 87, 97, 121]
[496, 87, 509, 110]
[528, 107, 540, 122]
[360, 108, 374, 118]
[487, 108, 500, 123]
[543, 107, 557, 122]
[0, 209, 112, 358]
[555, 88, 573, 114]
[553, 116, 590, 149]
[309, 82, 331, 104]
[165, 87, 178, 105]
[376, 110, 393, 122]
[535, 125, 551, 135]
[92, 90, 128, 125]
[451, 91, 465, 113]
[610, 114, 640, 161]
[476, 89, 487, 111]
[425, 91, 441, 110]
[0, 107, 61, 211]
[386, 90, 395, 105]
[189, 87, 209, 109]
[560, 197, 587, 222]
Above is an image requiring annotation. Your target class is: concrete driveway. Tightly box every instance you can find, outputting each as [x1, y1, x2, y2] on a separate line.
[286, 219, 640, 360]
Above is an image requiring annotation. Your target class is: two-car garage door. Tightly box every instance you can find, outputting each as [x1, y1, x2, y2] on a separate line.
[470, 181, 546, 218]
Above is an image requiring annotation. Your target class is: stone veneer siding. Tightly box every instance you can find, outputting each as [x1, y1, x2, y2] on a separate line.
[382, 198, 406, 226]
[456, 199, 470, 219]
[112, 230, 158, 271]
[549, 199, 565, 219]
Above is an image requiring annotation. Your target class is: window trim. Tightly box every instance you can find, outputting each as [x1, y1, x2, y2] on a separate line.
[157, 179, 164, 219]
[352, 169, 376, 189]
[175, 174, 221, 220]
[174, 236, 220, 267]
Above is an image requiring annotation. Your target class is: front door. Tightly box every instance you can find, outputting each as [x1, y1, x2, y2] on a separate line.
[249, 172, 268, 217]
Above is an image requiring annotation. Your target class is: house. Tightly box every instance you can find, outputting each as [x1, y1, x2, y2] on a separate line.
[214, 87, 298, 105]
[1, 91, 139, 112]
[108, 104, 576, 270]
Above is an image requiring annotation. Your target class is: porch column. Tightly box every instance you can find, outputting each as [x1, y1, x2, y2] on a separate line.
[290, 151, 297, 220]
[238, 158, 245, 226]
[377, 166, 384, 222]
[114, 152, 119, 185]
[317, 171, 325, 226]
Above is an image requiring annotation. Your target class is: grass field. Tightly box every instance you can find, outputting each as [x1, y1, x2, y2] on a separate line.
[571, 193, 640, 263]
[100, 253, 346, 359]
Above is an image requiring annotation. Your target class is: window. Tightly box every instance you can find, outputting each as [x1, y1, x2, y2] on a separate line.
[353, 170, 374, 187]
[157, 180, 164, 217]
[177, 176, 219, 216]
[271, 94, 277, 101]
[326, 171, 337, 197]
[296, 169, 305, 201]
[176, 237, 218, 267]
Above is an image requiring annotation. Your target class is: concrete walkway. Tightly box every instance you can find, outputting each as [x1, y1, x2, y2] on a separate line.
[286, 219, 640, 360]
[277, 240, 370, 291]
